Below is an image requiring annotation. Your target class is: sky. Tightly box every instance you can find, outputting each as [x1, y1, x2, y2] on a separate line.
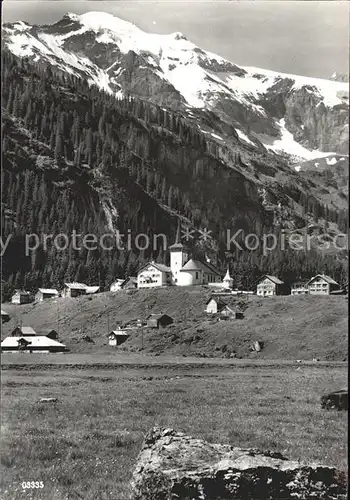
[2, 1, 349, 78]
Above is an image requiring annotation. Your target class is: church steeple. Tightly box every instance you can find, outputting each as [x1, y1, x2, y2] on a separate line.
[223, 266, 233, 289]
[169, 219, 188, 283]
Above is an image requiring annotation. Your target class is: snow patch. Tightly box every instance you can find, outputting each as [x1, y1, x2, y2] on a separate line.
[259, 119, 337, 161]
[243, 65, 348, 108]
[236, 129, 256, 147]
[294, 166, 301, 172]
[325, 157, 338, 165]
[210, 132, 223, 140]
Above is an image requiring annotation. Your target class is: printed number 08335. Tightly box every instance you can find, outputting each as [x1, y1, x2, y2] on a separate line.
[22, 481, 44, 489]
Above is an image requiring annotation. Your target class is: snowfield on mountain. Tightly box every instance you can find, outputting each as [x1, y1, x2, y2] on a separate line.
[3, 11, 349, 158]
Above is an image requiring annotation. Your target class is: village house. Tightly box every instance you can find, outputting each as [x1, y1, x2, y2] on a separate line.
[107, 328, 130, 346]
[307, 275, 340, 295]
[11, 290, 34, 305]
[205, 297, 228, 314]
[35, 288, 59, 302]
[62, 283, 99, 298]
[146, 313, 173, 329]
[11, 326, 37, 337]
[110, 279, 125, 292]
[1, 335, 67, 353]
[205, 297, 245, 319]
[137, 262, 172, 289]
[62, 283, 87, 298]
[290, 281, 309, 295]
[256, 276, 287, 296]
[121, 277, 138, 290]
[1, 309, 10, 323]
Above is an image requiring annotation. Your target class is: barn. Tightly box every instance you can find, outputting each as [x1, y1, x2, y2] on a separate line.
[11, 326, 37, 337]
[62, 283, 87, 298]
[146, 313, 173, 329]
[121, 277, 138, 290]
[11, 290, 34, 305]
[110, 279, 125, 292]
[1, 309, 10, 323]
[1, 336, 67, 353]
[46, 330, 59, 340]
[35, 288, 59, 302]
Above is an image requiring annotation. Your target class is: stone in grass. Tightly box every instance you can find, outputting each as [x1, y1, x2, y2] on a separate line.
[38, 398, 58, 403]
[321, 389, 348, 411]
[130, 427, 347, 500]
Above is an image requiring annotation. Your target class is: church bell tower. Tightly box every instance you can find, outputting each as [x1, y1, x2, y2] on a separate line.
[169, 220, 188, 284]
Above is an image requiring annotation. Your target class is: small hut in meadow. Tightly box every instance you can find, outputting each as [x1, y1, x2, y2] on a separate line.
[146, 313, 173, 329]
[107, 329, 130, 346]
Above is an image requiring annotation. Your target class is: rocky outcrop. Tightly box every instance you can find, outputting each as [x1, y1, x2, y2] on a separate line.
[284, 90, 349, 154]
[130, 427, 347, 500]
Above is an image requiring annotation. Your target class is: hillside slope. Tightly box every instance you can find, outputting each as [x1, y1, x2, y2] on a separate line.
[2, 289, 347, 361]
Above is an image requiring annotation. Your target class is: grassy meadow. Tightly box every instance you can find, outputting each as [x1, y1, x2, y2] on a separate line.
[0, 362, 347, 500]
[2, 292, 348, 360]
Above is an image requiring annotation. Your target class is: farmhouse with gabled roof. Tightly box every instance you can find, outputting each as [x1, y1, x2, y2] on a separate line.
[307, 274, 340, 295]
[256, 275, 287, 296]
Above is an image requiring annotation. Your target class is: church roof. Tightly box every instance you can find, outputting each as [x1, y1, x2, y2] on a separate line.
[180, 259, 203, 272]
[180, 259, 221, 276]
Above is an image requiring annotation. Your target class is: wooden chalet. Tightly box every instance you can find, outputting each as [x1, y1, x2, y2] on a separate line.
[35, 288, 59, 302]
[307, 275, 340, 295]
[256, 275, 287, 296]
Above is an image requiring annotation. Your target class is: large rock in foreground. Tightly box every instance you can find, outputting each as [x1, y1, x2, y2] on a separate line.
[321, 389, 348, 411]
[130, 427, 347, 500]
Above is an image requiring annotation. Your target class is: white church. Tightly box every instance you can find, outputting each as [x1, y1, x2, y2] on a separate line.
[137, 229, 233, 289]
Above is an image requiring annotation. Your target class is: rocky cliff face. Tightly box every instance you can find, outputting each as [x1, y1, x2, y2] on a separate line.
[3, 12, 349, 159]
[130, 427, 347, 500]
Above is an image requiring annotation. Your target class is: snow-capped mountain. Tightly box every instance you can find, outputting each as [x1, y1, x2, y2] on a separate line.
[3, 11, 349, 158]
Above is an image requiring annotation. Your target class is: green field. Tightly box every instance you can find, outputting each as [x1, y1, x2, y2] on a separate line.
[0, 361, 347, 500]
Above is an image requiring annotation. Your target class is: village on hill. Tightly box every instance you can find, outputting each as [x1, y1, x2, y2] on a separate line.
[1, 225, 348, 356]
[1, 241, 347, 356]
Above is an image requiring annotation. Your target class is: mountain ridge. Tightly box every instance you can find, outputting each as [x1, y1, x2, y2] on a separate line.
[3, 11, 349, 157]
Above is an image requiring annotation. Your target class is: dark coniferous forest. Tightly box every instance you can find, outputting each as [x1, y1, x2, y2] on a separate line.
[1, 51, 348, 299]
